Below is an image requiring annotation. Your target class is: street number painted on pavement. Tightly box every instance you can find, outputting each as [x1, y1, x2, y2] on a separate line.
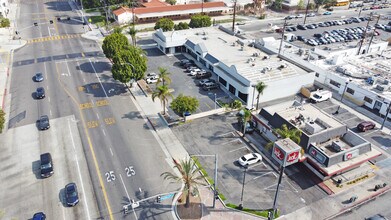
[125, 166, 136, 177]
[105, 171, 116, 182]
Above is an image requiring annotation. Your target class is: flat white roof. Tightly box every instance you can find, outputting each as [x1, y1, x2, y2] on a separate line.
[162, 27, 308, 85]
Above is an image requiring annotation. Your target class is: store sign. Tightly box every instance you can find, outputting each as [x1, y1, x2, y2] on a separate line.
[272, 138, 301, 167]
[309, 146, 327, 164]
[344, 149, 359, 161]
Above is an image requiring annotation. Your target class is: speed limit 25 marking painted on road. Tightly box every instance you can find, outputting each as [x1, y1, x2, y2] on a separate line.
[105, 166, 136, 183]
[87, 120, 99, 128]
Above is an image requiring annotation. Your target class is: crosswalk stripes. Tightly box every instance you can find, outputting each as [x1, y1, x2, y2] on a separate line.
[27, 34, 82, 44]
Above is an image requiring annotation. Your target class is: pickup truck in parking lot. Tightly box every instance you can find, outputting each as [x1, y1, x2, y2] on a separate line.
[310, 90, 332, 103]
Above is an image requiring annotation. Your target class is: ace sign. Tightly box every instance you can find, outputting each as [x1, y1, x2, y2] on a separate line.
[272, 138, 301, 167]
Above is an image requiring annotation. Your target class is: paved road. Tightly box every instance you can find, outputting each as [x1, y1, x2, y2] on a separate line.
[333, 190, 391, 220]
[6, 0, 178, 219]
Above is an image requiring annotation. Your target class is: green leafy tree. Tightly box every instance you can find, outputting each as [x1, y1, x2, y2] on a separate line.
[111, 45, 147, 83]
[237, 108, 252, 137]
[255, 81, 267, 110]
[0, 18, 10, 28]
[314, 0, 328, 11]
[152, 85, 173, 115]
[266, 124, 302, 152]
[161, 158, 206, 208]
[154, 18, 174, 32]
[128, 26, 137, 46]
[170, 94, 199, 116]
[165, 0, 176, 5]
[156, 67, 172, 86]
[174, 22, 189, 30]
[272, 0, 283, 10]
[230, 100, 242, 109]
[297, 0, 305, 9]
[308, 2, 316, 10]
[189, 15, 212, 28]
[113, 27, 123, 34]
[102, 33, 129, 59]
[0, 109, 5, 133]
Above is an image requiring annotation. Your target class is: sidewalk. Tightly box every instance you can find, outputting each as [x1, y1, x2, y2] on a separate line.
[0, 2, 27, 114]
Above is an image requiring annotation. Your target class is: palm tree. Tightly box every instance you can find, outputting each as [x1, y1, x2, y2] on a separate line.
[128, 25, 137, 46]
[156, 67, 172, 86]
[275, 124, 302, 144]
[152, 85, 173, 115]
[255, 81, 267, 110]
[265, 124, 302, 151]
[161, 158, 206, 208]
[237, 108, 252, 137]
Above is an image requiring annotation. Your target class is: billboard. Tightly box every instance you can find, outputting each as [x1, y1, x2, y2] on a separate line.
[272, 138, 301, 167]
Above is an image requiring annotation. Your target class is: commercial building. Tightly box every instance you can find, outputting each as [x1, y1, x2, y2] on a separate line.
[153, 27, 315, 109]
[0, 0, 9, 18]
[112, 1, 230, 24]
[258, 37, 391, 121]
[253, 102, 382, 179]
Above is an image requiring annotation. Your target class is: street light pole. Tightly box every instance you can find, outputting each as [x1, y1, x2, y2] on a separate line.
[357, 17, 371, 55]
[380, 102, 391, 130]
[238, 166, 248, 210]
[232, 0, 237, 32]
[268, 165, 285, 220]
[358, 5, 363, 17]
[251, 85, 256, 109]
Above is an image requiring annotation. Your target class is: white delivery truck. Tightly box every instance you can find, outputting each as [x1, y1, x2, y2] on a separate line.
[310, 90, 332, 103]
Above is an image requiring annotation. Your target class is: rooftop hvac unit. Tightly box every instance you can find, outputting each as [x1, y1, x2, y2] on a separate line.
[332, 140, 346, 152]
[304, 121, 323, 134]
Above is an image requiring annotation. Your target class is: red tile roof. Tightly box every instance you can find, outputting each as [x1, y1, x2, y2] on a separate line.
[113, 2, 225, 16]
[142, 0, 169, 8]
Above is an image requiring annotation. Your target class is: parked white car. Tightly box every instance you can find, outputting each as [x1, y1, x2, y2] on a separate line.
[146, 75, 159, 84]
[238, 153, 262, 167]
[189, 68, 201, 76]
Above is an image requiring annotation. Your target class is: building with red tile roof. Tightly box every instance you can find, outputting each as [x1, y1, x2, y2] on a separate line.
[112, 1, 230, 24]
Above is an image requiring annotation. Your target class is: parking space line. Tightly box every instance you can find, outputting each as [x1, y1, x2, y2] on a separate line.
[251, 171, 275, 181]
[204, 102, 212, 110]
[221, 138, 242, 145]
[341, 116, 357, 122]
[228, 146, 246, 153]
[217, 131, 236, 137]
[363, 130, 377, 136]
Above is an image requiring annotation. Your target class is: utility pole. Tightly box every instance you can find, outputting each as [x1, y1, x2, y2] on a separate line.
[381, 102, 391, 130]
[201, 0, 204, 15]
[232, 0, 237, 32]
[303, 0, 311, 24]
[356, 17, 371, 55]
[278, 18, 288, 56]
[238, 166, 248, 210]
[100, 0, 109, 30]
[358, 5, 363, 17]
[268, 165, 285, 220]
[366, 15, 380, 54]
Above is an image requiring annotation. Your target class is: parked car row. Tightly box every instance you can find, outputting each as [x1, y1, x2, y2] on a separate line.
[180, 59, 219, 91]
[287, 16, 375, 32]
[284, 13, 316, 20]
[32, 71, 79, 219]
[298, 26, 380, 46]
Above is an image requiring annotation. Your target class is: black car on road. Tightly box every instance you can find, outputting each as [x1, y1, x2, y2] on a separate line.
[40, 153, 53, 178]
[65, 183, 79, 206]
[38, 115, 50, 130]
[36, 87, 45, 99]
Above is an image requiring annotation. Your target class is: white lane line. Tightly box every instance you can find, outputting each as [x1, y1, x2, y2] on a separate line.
[65, 61, 72, 77]
[50, 109, 52, 116]
[47, 26, 51, 36]
[67, 118, 92, 220]
[119, 173, 131, 200]
[88, 58, 108, 98]
[228, 146, 246, 153]
[216, 131, 235, 137]
[96, 112, 100, 119]
[62, 206, 66, 220]
[109, 147, 113, 156]
[102, 128, 106, 136]
[90, 99, 94, 106]
[48, 97, 50, 103]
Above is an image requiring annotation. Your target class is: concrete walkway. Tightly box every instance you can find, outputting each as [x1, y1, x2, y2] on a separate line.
[0, 2, 27, 118]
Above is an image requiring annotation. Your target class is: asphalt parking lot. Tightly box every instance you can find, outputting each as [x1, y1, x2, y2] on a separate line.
[172, 113, 327, 214]
[145, 48, 228, 117]
[313, 100, 391, 156]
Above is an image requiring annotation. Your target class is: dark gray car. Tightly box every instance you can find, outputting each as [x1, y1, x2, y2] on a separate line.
[38, 115, 50, 130]
[36, 87, 45, 99]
